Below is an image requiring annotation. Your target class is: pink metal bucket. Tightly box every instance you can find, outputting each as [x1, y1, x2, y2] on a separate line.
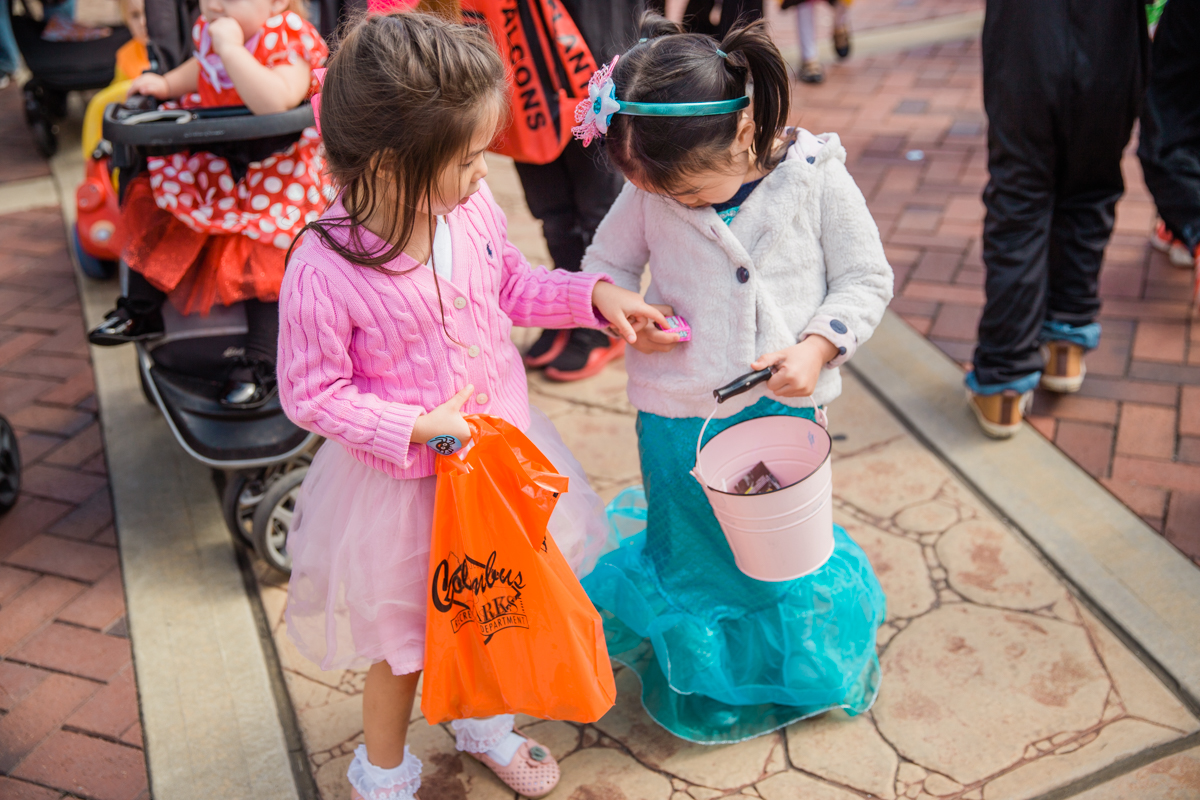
[691, 397, 834, 582]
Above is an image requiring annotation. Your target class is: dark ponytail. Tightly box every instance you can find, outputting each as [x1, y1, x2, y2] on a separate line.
[605, 13, 790, 193]
[717, 22, 789, 173]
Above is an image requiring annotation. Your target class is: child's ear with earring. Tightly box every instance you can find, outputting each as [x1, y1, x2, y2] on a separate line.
[733, 108, 756, 159]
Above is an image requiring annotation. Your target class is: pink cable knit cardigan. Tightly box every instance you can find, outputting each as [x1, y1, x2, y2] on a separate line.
[277, 180, 611, 480]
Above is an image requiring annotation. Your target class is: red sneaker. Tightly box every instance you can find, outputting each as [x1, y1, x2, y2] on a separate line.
[1171, 241, 1195, 269]
[1192, 248, 1200, 316]
[543, 329, 625, 382]
[523, 329, 570, 368]
[1151, 219, 1176, 252]
[1155, 220, 1195, 269]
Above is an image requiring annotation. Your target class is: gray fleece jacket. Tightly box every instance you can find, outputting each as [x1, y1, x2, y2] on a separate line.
[581, 130, 894, 419]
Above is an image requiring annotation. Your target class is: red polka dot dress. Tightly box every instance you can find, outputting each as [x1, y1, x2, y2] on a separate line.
[121, 12, 330, 316]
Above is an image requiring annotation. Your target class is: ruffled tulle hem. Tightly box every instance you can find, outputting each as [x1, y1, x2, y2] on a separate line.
[121, 178, 290, 315]
[613, 639, 881, 744]
[582, 487, 885, 743]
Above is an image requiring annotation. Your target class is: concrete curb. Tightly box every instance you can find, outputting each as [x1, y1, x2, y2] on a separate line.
[47, 136, 310, 800]
[0, 175, 59, 216]
[851, 311, 1200, 711]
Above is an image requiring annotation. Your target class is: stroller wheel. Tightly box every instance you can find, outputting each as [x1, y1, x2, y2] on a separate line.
[29, 119, 57, 159]
[72, 226, 116, 279]
[23, 83, 58, 159]
[0, 416, 21, 514]
[223, 454, 313, 542]
[251, 466, 307, 575]
[222, 470, 267, 542]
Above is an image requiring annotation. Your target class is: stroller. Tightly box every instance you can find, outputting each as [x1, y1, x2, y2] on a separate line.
[9, 0, 132, 157]
[94, 0, 361, 572]
[0, 415, 20, 517]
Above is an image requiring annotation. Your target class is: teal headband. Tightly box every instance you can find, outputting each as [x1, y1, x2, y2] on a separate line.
[616, 96, 750, 118]
[573, 55, 750, 146]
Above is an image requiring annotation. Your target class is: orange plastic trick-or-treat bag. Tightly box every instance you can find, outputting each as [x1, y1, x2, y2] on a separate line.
[421, 415, 617, 724]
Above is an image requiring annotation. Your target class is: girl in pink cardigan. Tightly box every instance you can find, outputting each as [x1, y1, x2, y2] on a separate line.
[276, 14, 664, 800]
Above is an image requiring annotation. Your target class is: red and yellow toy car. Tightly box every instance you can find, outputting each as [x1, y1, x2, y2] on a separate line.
[73, 150, 122, 278]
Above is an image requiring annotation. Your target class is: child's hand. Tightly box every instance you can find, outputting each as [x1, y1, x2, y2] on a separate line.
[752, 336, 839, 398]
[413, 384, 474, 447]
[208, 16, 246, 56]
[629, 304, 685, 354]
[129, 72, 171, 99]
[592, 282, 669, 344]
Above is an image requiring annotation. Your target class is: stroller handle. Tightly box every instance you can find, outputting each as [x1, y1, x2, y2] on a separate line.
[102, 102, 315, 148]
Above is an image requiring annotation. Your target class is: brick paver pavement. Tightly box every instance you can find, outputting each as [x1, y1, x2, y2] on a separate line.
[765, 0, 984, 60]
[788, 37, 1200, 566]
[0, 80, 148, 799]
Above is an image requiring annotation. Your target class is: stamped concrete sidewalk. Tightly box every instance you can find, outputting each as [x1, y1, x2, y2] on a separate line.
[250, 157, 1200, 800]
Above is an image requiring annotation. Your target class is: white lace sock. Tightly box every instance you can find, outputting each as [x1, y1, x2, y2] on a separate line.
[451, 715, 526, 767]
[346, 744, 422, 800]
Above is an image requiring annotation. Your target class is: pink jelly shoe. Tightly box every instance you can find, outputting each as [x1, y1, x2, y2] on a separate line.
[472, 738, 560, 798]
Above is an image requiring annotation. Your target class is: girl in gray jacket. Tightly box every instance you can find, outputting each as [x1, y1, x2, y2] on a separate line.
[574, 14, 892, 743]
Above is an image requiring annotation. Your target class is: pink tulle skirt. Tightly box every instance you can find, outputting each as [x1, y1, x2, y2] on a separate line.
[285, 407, 608, 675]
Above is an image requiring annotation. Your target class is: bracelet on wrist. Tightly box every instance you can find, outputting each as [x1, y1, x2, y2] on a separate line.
[426, 434, 464, 456]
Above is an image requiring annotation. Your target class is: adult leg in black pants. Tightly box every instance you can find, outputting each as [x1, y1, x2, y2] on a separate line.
[968, 0, 1146, 438]
[1138, 0, 1200, 310]
[515, 139, 625, 381]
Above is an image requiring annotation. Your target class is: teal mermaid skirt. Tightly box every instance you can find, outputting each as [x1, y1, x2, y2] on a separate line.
[581, 397, 886, 744]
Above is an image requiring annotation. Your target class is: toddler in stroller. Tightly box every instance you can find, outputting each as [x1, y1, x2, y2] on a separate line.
[88, 0, 329, 409]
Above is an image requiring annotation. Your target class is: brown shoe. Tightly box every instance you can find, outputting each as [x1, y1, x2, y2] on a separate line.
[798, 59, 825, 84]
[1040, 341, 1085, 393]
[967, 388, 1031, 439]
[833, 25, 852, 59]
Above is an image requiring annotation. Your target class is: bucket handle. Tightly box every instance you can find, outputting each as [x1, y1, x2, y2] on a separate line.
[692, 368, 828, 487]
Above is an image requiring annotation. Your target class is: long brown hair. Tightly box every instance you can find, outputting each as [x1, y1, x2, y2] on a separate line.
[606, 13, 790, 193]
[293, 12, 507, 273]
